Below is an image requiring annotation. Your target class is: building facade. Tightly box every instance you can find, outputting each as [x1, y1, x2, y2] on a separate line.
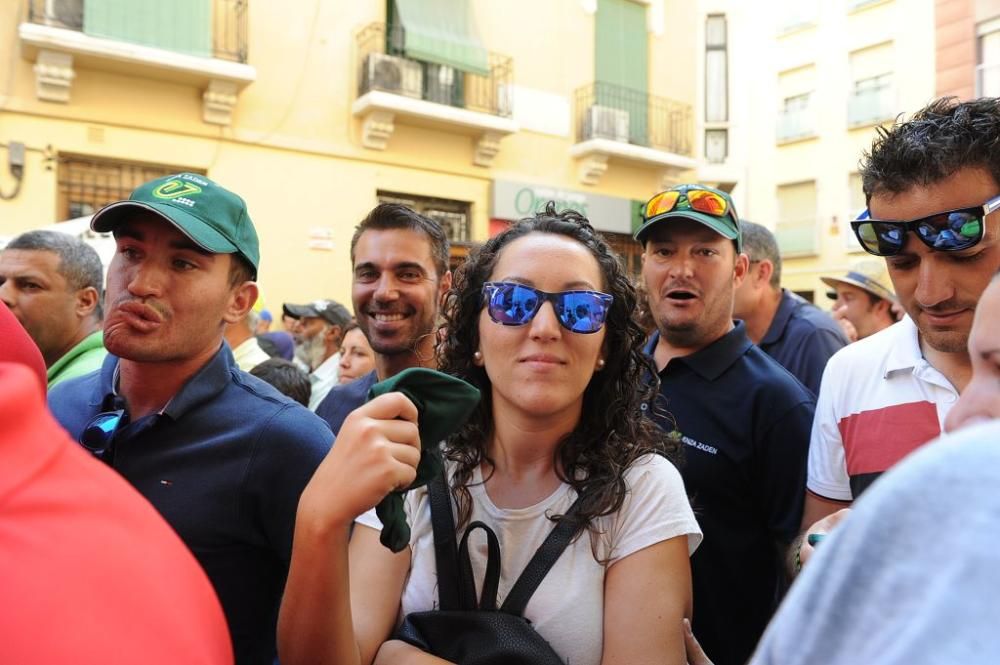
[0, 0, 710, 310]
[739, 0, 938, 302]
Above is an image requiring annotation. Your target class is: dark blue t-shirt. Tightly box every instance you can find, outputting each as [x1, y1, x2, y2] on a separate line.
[315, 370, 378, 435]
[757, 289, 848, 397]
[644, 322, 815, 665]
[48, 345, 334, 665]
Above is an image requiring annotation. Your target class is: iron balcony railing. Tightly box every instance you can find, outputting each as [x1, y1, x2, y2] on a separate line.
[776, 104, 818, 143]
[26, 0, 248, 63]
[847, 82, 896, 127]
[574, 82, 693, 156]
[356, 22, 513, 118]
[976, 62, 1000, 98]
[775, 218, 819, 257]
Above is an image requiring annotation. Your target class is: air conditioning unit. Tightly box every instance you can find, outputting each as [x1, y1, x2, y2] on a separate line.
[424, 63, 459, 106]
[45, 0, 83, 28]
[583, 105, 630, 142]
[361, 52, 423, 99]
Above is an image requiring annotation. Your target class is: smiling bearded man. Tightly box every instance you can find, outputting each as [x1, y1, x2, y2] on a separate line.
[314, 203, 452, 435]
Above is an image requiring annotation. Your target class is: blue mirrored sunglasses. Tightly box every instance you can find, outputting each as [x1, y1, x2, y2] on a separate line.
[850, 193, 1000, 256]
[79, 409, 124, 462]
[482, 282, 613, 334]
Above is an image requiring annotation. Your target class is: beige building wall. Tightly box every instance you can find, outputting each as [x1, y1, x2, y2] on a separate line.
[0, 0, 699, 313]
[740, 0, 937, 305]
[937, 0, 976, 97]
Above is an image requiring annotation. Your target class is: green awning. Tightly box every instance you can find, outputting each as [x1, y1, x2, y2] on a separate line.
[393, 0, 490, 76]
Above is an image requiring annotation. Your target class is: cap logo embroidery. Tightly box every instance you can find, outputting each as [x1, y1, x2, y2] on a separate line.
[152, 179, 203, 201]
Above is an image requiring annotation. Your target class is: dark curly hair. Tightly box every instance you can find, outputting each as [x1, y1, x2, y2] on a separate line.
[861, 97, 1000, 203]
[438, 202, 681, 540]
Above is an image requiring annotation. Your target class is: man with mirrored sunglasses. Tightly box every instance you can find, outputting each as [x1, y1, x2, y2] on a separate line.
[47, 173, 334, 665]
[636, 184, 816, 665]
[797, 97, 1000, 574]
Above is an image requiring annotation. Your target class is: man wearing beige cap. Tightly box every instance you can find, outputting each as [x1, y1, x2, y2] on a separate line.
[821, 260, 898, 342]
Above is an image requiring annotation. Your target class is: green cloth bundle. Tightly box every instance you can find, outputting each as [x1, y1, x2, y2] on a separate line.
[367, 367, 481, 552]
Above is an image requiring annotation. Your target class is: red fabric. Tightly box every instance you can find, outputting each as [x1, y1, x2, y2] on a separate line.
[839, 400, 941, 476]
[0, 301, 46, 394]
[0, 362, 233, 665]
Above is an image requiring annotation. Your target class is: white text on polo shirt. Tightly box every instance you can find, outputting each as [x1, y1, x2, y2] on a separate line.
[682, 435, 718, 455]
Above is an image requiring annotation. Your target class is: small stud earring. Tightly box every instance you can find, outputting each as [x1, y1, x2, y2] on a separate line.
[596, 358, 606, 370]
[473, 350, 483, 365]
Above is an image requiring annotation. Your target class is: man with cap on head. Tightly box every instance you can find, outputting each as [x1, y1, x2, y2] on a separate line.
[733, 221, 848, 396]
[821, 259, 898, 342]
[47, 172, 334, 665]
[637, 183, 816, 665]
[256, 308, 273, 334]
[283, 298, 352, 410]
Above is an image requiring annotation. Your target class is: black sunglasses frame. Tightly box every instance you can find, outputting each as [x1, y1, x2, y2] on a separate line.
[78, 409, 125, 463]
[481, 282, 614, 334]
[850, 193, 1000, 257]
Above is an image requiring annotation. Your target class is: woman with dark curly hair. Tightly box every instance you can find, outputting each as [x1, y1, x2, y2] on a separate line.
[279, 204, 702, 665]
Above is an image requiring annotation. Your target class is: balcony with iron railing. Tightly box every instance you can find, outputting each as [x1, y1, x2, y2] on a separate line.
[569, 82, 696, 186]
[847, 81, 896, 128]
[776, 104, 818, 143]
[19, 0, 255, 124]
[26, 0, 248, 62]
[976, 62, 1000, 98]
[352, 22, 517, 166]
[775, 218, 819, 257]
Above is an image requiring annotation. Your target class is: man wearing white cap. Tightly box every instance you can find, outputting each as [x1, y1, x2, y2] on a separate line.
[821, 260, 898, 342]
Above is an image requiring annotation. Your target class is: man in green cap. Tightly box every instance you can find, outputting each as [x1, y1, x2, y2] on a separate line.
[636, 183, 815, 665]
[48, 172, 334, 665]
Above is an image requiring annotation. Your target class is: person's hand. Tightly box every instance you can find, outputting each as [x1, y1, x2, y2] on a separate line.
[298, 392, 421, 531]
[683, 619, 713, 665]
[831, 307, 859, 343]
[799, 508, 851, 568]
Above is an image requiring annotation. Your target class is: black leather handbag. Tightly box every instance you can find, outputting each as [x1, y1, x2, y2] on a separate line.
[393, 470, 586, 665]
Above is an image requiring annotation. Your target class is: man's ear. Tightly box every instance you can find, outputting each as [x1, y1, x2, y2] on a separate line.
[757, 259, 775, 288]
[733, 252, 750, 288]
[325, 324, 343, 349]
[437, 270, 453, 306]
[75, 286, 100, 319]
[224, 281, 258, 325]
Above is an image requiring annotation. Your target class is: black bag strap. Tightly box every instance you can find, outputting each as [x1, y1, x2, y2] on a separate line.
[499, 493, 586, 616]
[426, 466, 589, 616]
[458, 521, 502, 611]
[426, 469, 463, 611]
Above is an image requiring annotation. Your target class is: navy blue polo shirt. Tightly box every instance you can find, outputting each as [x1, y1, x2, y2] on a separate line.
[644, 322, 815, 665]
[48, 344, 334, 665]
[315, 369, 378, 435]
[757, 289, 847, 397]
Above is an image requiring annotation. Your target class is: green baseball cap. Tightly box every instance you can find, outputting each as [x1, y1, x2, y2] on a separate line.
[90, 172, 260, 275]
[634, 184, 742, 252]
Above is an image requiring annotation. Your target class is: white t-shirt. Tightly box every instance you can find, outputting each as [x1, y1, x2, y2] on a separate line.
[356, 453, 702, 665]
[807, 317, 958, 501]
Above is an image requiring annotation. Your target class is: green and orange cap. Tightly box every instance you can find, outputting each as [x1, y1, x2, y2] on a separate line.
[90, 172, 260, 276]
[634, 183, 742, 252]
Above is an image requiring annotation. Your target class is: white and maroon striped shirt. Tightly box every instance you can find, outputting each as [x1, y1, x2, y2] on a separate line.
[807, 316, 959, 501]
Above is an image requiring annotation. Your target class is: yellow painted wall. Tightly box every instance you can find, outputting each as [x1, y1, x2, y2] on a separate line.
[0, 0, 698, 311]
[741, 0, 936, 305]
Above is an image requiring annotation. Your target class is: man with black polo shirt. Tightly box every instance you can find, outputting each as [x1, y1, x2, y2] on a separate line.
[47, 173, 334, 665]
[637, 184, 815, 665]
